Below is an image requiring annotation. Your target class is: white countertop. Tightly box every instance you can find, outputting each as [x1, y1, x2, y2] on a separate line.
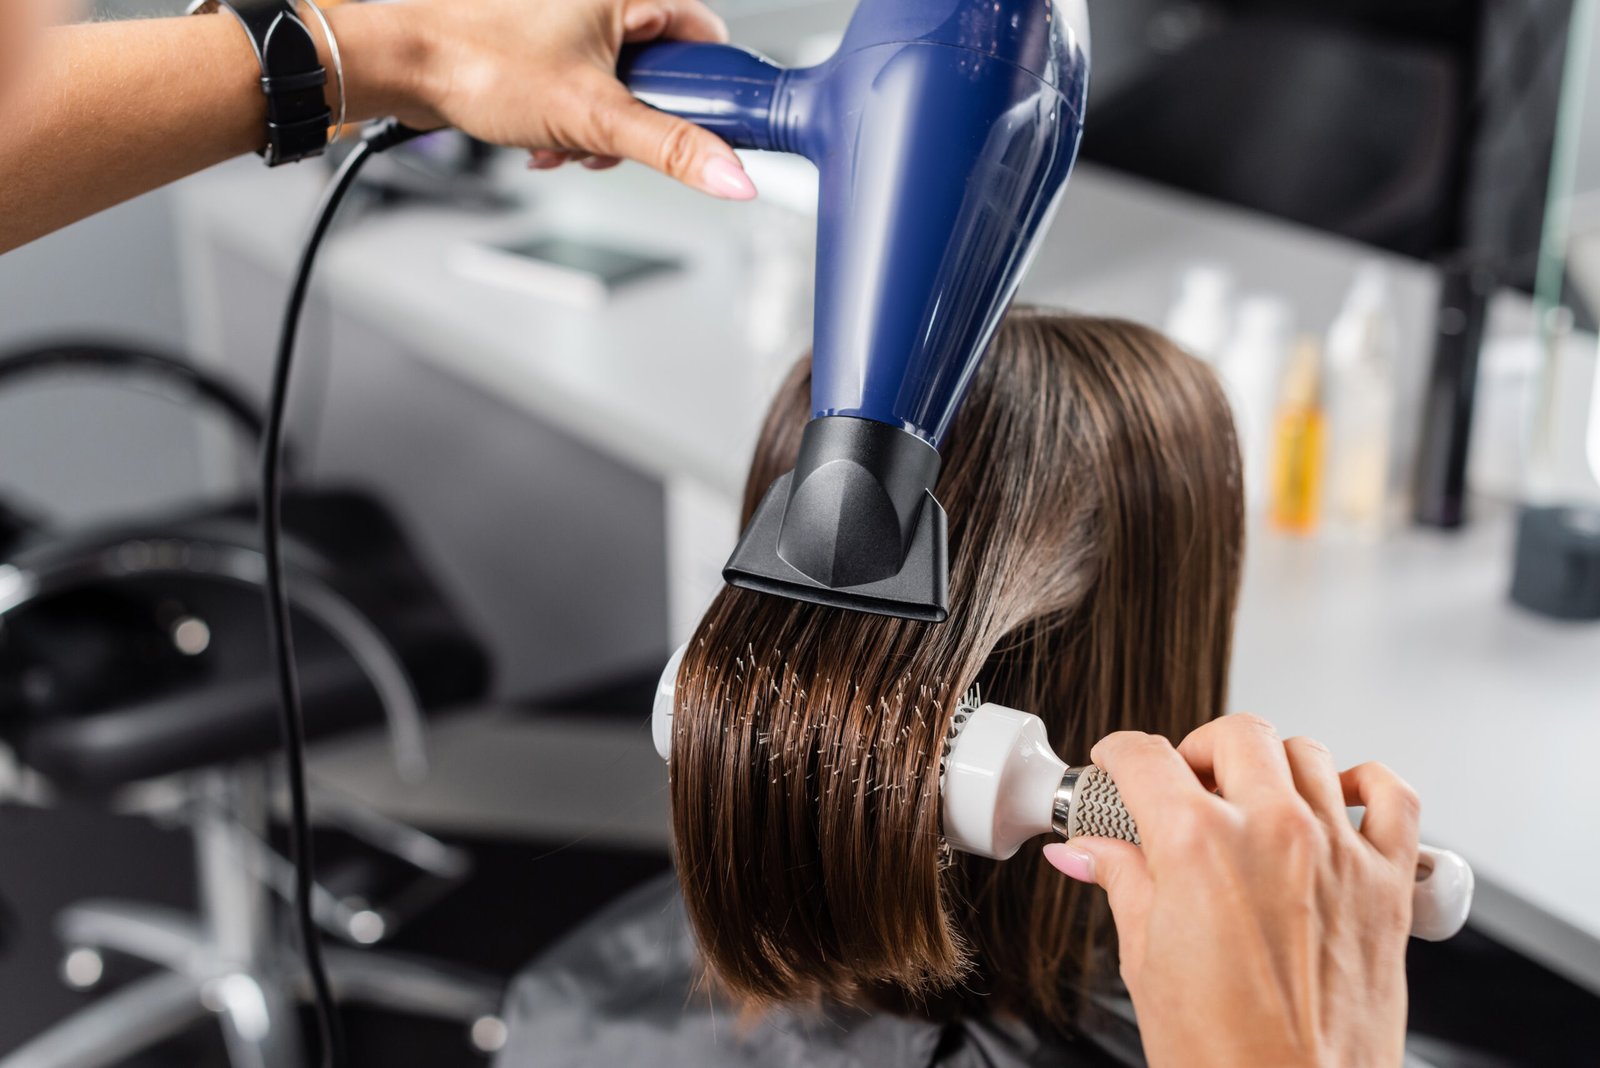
[177, 153, 1600, 992]
[179, 155, 794, 500]
[175, 150, 1449, 494]
[1232, 514, 1600, 991]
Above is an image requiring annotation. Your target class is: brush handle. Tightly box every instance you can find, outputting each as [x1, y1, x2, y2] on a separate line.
[1056, 766, 1474, 942]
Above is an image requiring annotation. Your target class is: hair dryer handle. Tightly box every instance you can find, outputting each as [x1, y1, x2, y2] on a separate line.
[618, 42, 787, 152]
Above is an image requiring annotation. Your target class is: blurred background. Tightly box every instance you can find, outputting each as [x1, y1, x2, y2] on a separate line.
[1, 1, 1598, 1065]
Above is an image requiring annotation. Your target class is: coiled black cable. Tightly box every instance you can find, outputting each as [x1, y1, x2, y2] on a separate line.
[260, 119, 422, 1068]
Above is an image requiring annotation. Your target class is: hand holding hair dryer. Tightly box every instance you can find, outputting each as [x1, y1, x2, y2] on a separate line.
[653, 648, 1474, 942]
[621, 0, 1091, 622]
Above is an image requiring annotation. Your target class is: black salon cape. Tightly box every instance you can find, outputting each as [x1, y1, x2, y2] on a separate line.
[492, 874, 1145, 1068]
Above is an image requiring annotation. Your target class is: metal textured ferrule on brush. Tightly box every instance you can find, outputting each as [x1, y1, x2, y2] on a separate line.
[1051, 766, 1140, 845]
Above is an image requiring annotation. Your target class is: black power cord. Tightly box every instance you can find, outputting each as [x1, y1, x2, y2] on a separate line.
[260, 119, 423, 1068]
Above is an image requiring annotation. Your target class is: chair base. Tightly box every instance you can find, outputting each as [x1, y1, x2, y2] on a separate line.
[2, 902, 505, 1068]
[1, 770, 505, 1068]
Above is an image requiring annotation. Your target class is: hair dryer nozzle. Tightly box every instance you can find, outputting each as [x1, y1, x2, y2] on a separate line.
[724, 417, 949, 622]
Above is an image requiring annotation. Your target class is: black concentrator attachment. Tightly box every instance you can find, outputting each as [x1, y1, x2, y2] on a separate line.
[724, 416, 949, 622]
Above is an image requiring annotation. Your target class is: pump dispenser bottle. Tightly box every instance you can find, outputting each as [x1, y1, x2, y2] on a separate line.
[1271, 337, 1327, 535]
[1165, 263, 1235, 364]
[1325, 265, 1399, 539]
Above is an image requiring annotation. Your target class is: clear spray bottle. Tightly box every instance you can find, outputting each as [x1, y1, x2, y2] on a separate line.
[1217, 296, 1293, 514]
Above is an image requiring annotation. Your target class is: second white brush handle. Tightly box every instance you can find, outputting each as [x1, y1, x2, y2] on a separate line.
[1057, 765, 1474, 942]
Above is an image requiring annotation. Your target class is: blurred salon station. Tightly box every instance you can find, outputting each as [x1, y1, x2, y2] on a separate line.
[2, 1, 1599, 1065]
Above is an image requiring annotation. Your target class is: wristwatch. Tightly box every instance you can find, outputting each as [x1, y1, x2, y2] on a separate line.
[189, 0, 331, 166]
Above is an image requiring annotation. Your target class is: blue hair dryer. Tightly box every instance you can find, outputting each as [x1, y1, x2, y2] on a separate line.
[621, 0, 1089, 623]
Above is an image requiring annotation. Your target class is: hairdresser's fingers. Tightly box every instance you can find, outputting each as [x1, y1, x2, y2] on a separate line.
[1176, 714, 1297, 807]
[1283, 735, 1349, 826]
[621, 0, 729, 45]
[1045, 838, 1152, 969]
[1090, 732, 1213, 856]
[582, 77, 756, 200]
[529, 149, 619, 170]
[1341, 762, 1422, 869]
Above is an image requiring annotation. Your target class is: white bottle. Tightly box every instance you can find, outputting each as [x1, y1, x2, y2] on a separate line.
[1325, 263, 1399, 539]
[1164, 263, 1235, 364]
[1217, 296, 1293, 512]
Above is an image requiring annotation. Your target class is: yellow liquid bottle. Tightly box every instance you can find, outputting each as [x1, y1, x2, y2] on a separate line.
[1270, 338, 1327, 535]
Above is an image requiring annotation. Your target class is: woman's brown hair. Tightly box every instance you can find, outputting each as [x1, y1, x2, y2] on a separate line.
[669, 309, 1244, 1034]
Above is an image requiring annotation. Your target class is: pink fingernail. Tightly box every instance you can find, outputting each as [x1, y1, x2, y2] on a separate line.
[701, 156, 757, 200]
[1043, 843, 1096, 883]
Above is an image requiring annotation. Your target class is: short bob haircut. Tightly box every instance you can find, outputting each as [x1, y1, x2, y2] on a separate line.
[669, 309, 1245, 1035]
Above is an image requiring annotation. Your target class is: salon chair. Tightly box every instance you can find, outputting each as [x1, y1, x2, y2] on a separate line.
[0, 343, 504, 1067]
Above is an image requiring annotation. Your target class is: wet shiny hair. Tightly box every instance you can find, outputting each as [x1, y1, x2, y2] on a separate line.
[669, 309, 1244, 1033]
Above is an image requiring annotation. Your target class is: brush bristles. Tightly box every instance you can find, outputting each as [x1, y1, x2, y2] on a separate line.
[937, 683, 983, 793]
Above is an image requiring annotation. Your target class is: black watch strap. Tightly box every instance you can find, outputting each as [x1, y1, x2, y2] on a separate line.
[190, 0, 331, 166]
